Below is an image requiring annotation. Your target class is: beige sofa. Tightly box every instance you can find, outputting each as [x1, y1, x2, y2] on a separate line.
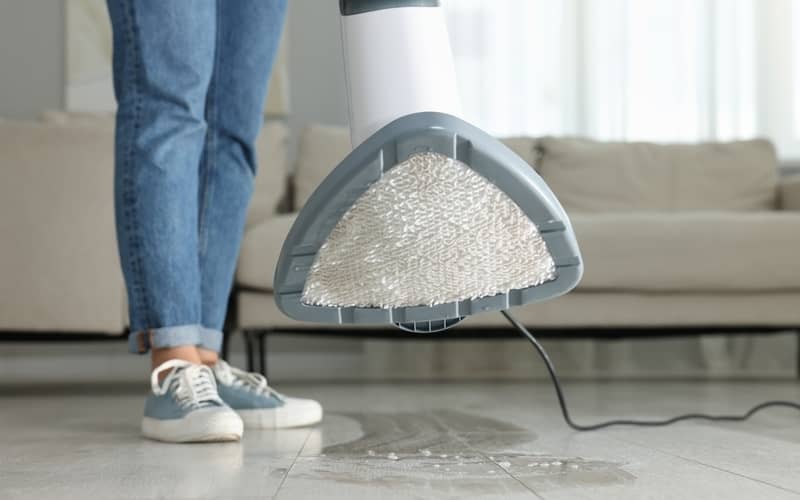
[0, 113, 287, 337]
[2, 115, 800, 349]
[236, 124, 800, 341]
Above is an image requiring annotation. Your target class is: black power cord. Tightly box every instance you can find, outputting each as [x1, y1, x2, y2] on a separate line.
[502, 310, 800, 431]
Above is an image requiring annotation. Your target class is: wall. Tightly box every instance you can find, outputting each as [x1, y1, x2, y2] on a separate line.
[0, 2, 64, 119]
[0, 0, 348, 143]
[286, 0, 350, 151]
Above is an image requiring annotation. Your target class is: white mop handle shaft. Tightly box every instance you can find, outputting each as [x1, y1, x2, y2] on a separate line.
[340, 5, 464, 147]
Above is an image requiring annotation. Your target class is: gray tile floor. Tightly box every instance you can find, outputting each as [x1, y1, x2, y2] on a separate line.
[1, 380, 799, 499]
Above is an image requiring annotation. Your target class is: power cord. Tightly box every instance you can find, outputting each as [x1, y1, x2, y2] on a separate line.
[502, 310, 800, 431]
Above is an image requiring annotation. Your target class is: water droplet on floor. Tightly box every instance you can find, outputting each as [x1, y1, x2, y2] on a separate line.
[488, 470, 496, 474]
[454, 455, 461, 460]
[498, 461, 511, 469]
[541, 463, 550, 468]
[439, 454, 448, 458]
[488, 456, 495, 460]
[387, 452, 399, 461]
[528, 463, 538, 467]
[568, 463, 580, 470]
[551, 461, 563, 466]
[433, 464, 440, 468]
[419, 449, 432, 457]
[367, 450, 375, 456]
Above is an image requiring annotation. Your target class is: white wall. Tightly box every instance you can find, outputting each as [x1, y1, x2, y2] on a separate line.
[0, 0, 348, 144]
[286, 0, 350, 150]
[0, 2, 65, 118]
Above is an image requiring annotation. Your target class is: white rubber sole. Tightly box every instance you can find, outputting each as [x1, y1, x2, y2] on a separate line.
[142, 408, 244, 443]
[237, 397, 323, 429]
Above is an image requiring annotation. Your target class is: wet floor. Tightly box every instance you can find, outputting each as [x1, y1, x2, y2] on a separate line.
[298, 410, 635, 497]
[1, 381, 799, 499]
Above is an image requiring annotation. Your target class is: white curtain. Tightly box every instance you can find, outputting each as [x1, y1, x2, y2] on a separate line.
[361, 1, 800, 380]
[443, 0, 800, 159]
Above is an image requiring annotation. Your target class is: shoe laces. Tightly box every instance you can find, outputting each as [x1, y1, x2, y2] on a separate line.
[213, 360, 283, 400]
[151, 359, 223, 409]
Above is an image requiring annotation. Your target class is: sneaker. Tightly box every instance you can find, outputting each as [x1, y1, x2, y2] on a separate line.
[212, 360, 323, 429]
[141, 359, 244, 443]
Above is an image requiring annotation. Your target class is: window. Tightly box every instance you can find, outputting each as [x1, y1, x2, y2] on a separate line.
[443, 0, 800, 159]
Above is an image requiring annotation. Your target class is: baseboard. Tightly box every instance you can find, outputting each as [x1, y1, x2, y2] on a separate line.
[0, 332, 795, 385]
[0, 342, 364, 386]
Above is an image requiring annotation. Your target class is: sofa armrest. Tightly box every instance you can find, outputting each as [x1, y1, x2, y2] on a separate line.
[779, 175, 800, 210]
[0, 120, 124, 332]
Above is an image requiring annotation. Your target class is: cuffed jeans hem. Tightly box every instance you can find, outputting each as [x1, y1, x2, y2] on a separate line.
[199, 327, 224, 354]
[128, 324, 206, 355]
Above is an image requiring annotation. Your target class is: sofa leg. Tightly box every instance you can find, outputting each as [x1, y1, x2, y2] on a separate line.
[257, 331, 269, 378]
[243, 330, 256, 373]
[797, 330, 800, 380]
[221, 329, 232, 361]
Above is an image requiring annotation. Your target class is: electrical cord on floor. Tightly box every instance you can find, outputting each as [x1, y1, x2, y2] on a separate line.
[502, 310, 800, 431]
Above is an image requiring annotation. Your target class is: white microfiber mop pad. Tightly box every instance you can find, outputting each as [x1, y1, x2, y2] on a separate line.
[302, 152, 556, 308]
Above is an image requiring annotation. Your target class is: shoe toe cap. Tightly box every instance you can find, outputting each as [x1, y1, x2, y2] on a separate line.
[281, 397, 323, 426]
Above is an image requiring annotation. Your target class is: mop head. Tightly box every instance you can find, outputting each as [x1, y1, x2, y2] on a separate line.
[302, 152, 556, 309]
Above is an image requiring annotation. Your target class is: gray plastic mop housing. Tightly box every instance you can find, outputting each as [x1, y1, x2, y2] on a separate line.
[274, 112, 583, 332]
[340, 0, 440, 16]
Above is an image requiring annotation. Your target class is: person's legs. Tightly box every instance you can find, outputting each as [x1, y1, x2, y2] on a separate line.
[108, 0, 243, 442]
[188, 0, 321, 428]
[109, 0, 215, 359]
[194, 0, 288, 362]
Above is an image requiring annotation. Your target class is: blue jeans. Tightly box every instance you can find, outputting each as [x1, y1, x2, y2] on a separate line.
[106, 0, 287, 354]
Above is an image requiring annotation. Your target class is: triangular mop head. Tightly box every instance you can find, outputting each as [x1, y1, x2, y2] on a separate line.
[274, 112, 582, 332]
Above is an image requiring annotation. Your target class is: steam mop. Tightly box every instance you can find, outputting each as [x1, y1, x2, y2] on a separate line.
[275, 0, 582, 332]
[274, 0, 800, 429]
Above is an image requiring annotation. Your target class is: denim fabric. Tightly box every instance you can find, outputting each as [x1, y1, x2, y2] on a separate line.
[106, 0, 287, 354]
[128, 325, 225, 354]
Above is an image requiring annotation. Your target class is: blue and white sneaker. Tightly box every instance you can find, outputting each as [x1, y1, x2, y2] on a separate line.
[142, 360, 244, 443]
[212, 360, 323, 429]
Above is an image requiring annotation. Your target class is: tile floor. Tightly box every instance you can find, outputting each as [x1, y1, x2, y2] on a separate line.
[1, 380, 799, 499]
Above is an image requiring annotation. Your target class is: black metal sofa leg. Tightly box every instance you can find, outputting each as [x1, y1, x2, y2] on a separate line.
[221, 329, 232, 361]
[243, 330, 256, 373]
[257, 331, 269, 378]
[797, 330, 800, 380]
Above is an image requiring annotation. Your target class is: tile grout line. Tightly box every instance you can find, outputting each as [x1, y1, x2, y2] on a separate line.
[271, 429, 313, 500]
[425, 411, 544, 499]
[611, 433, 800, 497]
[447, 430, 545, 500]
[691, 460, 800, 497]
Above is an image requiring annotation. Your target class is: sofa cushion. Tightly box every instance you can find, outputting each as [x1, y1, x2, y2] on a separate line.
[294, 125, 352, 210]
[40, 109, 115, 126]
[572, 212, 800, 292]
[246, 120, 290, 228]
[0, 119, 124, 332]
[496, 136, 538, 168]
[238, 212, 800, 294]
[537, 137, 778, 212]
[779, 174, 800, 211]
[237, 214, 297, 290]
[40, 110, 289, 229]
[293, 124, 540, 210]
[238, 289, 800, 329]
